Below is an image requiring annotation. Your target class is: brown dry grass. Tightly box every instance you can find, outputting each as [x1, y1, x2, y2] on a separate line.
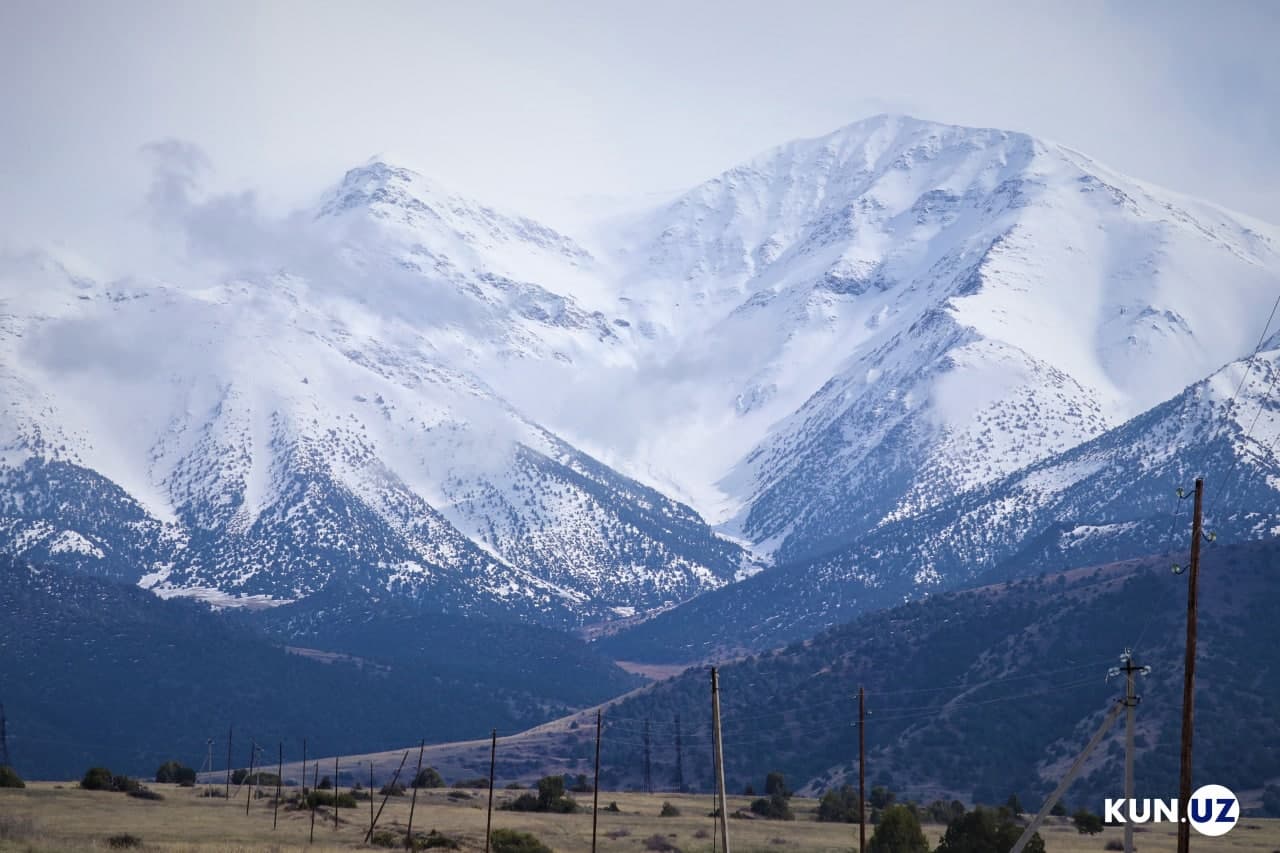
[1, 782, 1277, 852]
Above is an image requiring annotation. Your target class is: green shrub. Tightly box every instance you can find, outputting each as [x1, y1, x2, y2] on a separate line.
[423, 829, 461, 849]
[0, 765, 25, 788]
[447, 790, 472, 800]
[412, 767, 445, 789]
[305, 790, 358, 809]
[868, 804, 928, 853]
[453, 776, 490, 789]
[154, 761, 196, 785]
[81, 767, 115, 790]
[750, 793, 795, 820]
[380, 780, 406, 796]
[106, 834, 143, 849]
[817, 785, 858, 823]
[660, 800, 681, 817]
[1073, 808, 1103, 835]
[490, 828, 552, 853]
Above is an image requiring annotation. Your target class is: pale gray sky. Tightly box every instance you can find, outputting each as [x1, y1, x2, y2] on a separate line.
[2, 0, 1278, 268]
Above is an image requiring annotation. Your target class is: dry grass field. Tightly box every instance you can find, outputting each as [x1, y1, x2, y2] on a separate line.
[1, 782, 1278, 852]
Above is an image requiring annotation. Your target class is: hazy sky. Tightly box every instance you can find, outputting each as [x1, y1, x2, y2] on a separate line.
[2, 0, 1278, 267]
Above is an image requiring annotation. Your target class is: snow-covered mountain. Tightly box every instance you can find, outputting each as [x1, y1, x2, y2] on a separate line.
[0, 167, 747, 624]
[3, 114, 1279, 639]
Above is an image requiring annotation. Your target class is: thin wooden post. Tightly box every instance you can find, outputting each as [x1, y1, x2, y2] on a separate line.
[369, 761, 375, 838]
[365, 751, 409, 843]
[485, 729, 497, 853]
[273, 741, 283, 829]
[225, 725, 233, 800]
[333, 754, 340, 831]
[309, 764, 318, 844]
[858, 687, 866, 853]
[1176, 477, 1205, 853]
[591, 710, 602, 853]
[405, 740, 425, 850]
[245, 740, 257, 815]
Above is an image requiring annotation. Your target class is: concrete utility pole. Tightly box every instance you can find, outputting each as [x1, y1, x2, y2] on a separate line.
[1109, 651, 1150, 853]
[858, 686, 867, 853]
[1011, 701, 1125, 853]
[1177, 477, 1205, 853]
[711, 667, 732, 853]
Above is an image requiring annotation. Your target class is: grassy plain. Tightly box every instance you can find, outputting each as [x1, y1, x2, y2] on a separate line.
[1, 782, 1278, 852]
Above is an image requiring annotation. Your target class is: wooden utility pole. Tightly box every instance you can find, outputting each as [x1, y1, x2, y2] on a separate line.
[273, 742, 283, 829]
[405, 740, 425, 850]
[333, 754, 340, 830]
[369, 762, 375, 838]
[485, 729, 497, 853]
[1177, 477, 1205, 853]
[858, 686, 866, 853]
[365, 750, 408, 844]
[301, 738, 308, 794]
[309, 764, 319, 844]
[245, 740, 257, 815]
[711, 667, 731, 853]
[225, 725, 233, 800]
[592, 710, 603, 853]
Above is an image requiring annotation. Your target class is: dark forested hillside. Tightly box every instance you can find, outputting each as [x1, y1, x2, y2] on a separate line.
[587, 540, 1280, 811]
[0, 555, 637, 780]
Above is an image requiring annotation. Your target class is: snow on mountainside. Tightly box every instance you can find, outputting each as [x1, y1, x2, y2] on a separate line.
[599, 342, 1280, 661]
[2, 114, 1279, 639]
[591, 115, 1280, 562]
[0, 170, 747, 623]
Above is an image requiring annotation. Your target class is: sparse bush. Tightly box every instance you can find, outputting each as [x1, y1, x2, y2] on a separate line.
[305, 790, 358, 809]
[106, 833, 143, 848]
[750, 793, 795, 820]
[504, 774, 580, 814]
[1050, 800, 1068, 817]
[817, 784, 858, 823]
[643, 834, 680, 852]
[454, 776, 490, 789]
[379, 780, 407, 796]
[765, 771, 790, 798]
[412, 766, 445, 789]
[154, 760, 196, 785]
[317, 775, 332, 790]
[937, 806, 1044, 853]
[1073, 808, 1104, 835]
[0, 765, 25, 788]
[606, 800, 621, 812]
[489, 828, 552, 853]
[660, 800, 681, 817]
[606, 829, 631, 839]
[81, 766, 115, 790]
[868, 804, 928, 853]
[447, 790, 472, 800]
[1104, 841, 1124, 851]
[127, 787, 164, 801]
[422, 829, 461, 849]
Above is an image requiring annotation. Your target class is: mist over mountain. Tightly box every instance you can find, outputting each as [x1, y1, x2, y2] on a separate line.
[2, 114, 1278, 653]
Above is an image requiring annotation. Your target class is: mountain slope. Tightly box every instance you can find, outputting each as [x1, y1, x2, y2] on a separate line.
[0, 554, 639, 780]
[588, 115, 1280, 562]
[599, 342, 1280, 661]
[0, 183, 747, 623]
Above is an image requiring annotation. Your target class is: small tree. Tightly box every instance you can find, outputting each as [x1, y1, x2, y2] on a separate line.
[1072, 808, 1103, 835]
[412, 766, 445, 789]
[869, 784, 895, 809]
[660, 801, 681, 817]
[155, 761, 197, 786]
[81, 767, 115, 791]
[937, 805, 1044, 853]
[0, 765, 25, 788]
[817, 785, 859, 823]
[764, 771, 790, 797]
[868, 804, 928, 853]
[750, 792, 795, 820]
[1049, 799, 1068, 817]
[1006, 793, 1023, 815]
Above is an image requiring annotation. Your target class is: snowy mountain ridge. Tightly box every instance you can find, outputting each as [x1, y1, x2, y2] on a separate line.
[2, 114, 1278, 634]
